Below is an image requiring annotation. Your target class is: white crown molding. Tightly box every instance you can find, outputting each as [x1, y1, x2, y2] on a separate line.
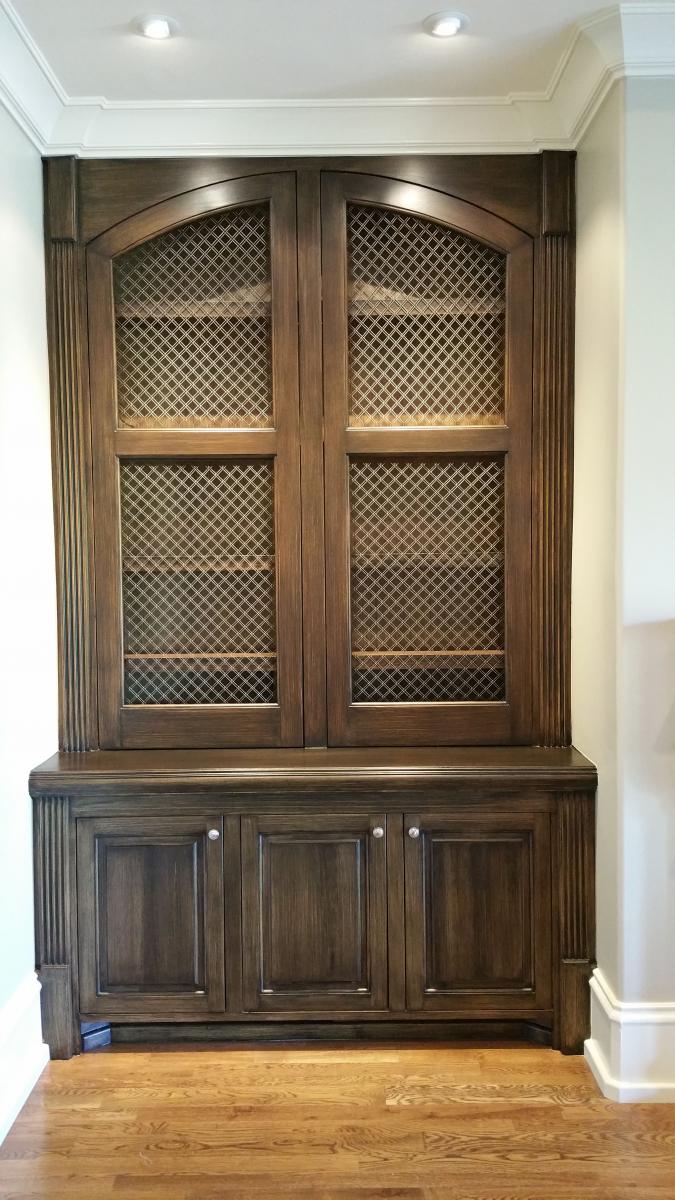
[585, 968, 675, 1103]
[1, 1, 675, 155]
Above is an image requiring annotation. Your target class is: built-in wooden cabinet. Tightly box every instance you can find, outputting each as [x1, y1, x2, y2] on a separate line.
[33, 154, 596, 1061]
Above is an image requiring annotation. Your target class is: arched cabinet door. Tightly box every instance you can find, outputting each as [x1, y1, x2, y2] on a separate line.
[321, 173, 533, 746]
[88, 174, 302, 748]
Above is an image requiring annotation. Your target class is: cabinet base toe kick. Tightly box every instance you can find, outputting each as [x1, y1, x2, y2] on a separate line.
[81, 1018, 555, 1051]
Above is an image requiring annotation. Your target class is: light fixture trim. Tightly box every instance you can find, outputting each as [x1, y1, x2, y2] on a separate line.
[424, 10, 468, 38]
[137, 13, 177, 40]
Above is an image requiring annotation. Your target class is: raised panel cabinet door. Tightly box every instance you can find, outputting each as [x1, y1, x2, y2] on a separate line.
[77, 815, 225, 1016]
[241, 813, 388, 1012]
[322, 172, 534, 746]
[404, 812, 551, 1014]
[88, 173, 303, 749]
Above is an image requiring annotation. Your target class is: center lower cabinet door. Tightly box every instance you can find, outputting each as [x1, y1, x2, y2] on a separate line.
[241, 814, 388, 1012]
[77, 815, 226, 1016]
[404, 812, 552, 1013]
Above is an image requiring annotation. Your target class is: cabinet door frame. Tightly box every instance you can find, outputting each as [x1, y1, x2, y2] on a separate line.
[404, 810, 552, 1013]
[241, 812, 389, 1012]
[87, 173, 303, 749]
[77, 813, 226, 1016]
[321, 172, 533, 746]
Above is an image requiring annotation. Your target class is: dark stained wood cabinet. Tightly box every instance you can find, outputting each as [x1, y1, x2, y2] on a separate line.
[404, 812, 551, 1012]
[77, 815, 226, 1015]
[241, 813, 388, 1012]
[32, 152, 595, 1060]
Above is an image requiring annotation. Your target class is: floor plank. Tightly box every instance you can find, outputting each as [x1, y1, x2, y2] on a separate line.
[1, 1043, 674, 1198]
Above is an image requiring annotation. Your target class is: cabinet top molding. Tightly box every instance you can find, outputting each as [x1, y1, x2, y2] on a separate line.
[29, 746, 597, 796]
[3, 4, 675, 156]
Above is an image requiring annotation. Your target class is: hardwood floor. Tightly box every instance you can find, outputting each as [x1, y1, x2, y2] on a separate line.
[1, 1043, 674, 1199]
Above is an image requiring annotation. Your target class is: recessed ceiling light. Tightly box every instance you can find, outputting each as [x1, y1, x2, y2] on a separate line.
[424, 11, 467, 38]
[137, 14, 176, 39]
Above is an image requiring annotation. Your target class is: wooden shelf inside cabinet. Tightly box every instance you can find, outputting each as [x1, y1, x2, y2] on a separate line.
[123, 557, 275, 574]
[116, 285, 271, 322]
[349, 284, 506, 319]
[124, 653, 277, 663]
[352, 650, 504, 662]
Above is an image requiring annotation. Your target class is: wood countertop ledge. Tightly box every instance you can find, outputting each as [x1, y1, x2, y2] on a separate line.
[29, 746, 597, 795]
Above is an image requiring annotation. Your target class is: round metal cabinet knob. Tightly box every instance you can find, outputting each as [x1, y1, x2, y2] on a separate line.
[207, 829, 220, 841]
[408, 826, 420, 839]
[372, 826, 384, 839]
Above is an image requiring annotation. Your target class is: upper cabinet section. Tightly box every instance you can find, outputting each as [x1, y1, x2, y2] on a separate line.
[44, 155, 576, 752]
[113, 205, 274, 430]
[345, 203, 506, 429]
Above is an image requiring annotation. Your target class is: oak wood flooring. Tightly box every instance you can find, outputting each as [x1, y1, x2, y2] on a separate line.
[1, 1043, 674, 1199]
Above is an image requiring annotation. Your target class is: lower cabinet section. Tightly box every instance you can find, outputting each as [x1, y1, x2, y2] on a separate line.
[74, 806, 554, 1024]
[76, 815, 226, 1015]
[32, 753, 597, 1057]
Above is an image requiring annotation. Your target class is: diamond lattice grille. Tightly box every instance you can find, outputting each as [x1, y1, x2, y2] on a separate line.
[349, 458, 505, 703]
[114, 206, 272, 429]
[347, 205, 506, 427]
[120, 460, 277, 705]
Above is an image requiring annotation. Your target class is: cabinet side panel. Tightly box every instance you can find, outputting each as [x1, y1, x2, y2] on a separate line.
[33, 795, 79, 1058]
[533, 154, 576, 746]
[45, 159, 97, 751]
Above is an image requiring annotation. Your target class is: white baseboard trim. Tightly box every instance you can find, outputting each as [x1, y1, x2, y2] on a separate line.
[585, 967, 675, 1102]
[0, 972, 49, 1144]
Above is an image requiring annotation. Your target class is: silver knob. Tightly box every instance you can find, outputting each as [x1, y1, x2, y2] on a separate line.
[408, 826, 420, 839]
[372, 826, 384, 839]
[207, 829, 220, 841]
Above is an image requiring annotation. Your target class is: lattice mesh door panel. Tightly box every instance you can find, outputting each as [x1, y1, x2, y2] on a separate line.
[120, 460, 277, 705]
[114, 206, 272, 429]
[349, 458, 505, 704]
[347, 206, 506, 427]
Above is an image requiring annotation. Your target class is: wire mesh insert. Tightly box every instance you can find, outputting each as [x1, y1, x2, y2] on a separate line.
[347, 205, 506, 427]
[349, 457, 505, 704]
[120, 459, 277, 705]
[114, 205, 273, 429]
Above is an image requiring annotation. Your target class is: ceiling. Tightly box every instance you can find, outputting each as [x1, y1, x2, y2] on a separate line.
[2, 2, 674, 155]
[8, 0, 656, 102]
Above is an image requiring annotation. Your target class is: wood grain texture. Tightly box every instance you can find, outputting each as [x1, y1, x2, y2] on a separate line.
[541, 151, 576, 236]
[554, 792, 596, 1054]
[3, 1044, 675, 1199]
[86, 172, 303, 750]
[45, 173, 97, 751]
[76, 815, 226, 1018]
[404, 813, 551, 1014]
[321, 171, 534, 747]
[241, 813, 388, 1012]
[76, 156, 543, 244]
[29, 746, 597, 796]
[297, 170, 328, 745]
[533, 155, 575, 745]
[33, 796, 79, 1059]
